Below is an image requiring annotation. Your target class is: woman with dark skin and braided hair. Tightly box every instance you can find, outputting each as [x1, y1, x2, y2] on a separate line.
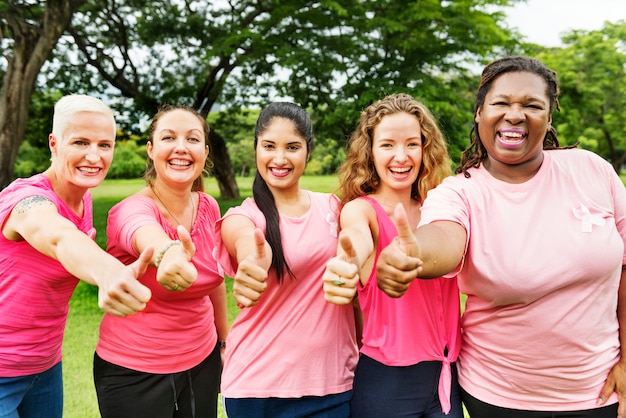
[374, 56, 626, 417]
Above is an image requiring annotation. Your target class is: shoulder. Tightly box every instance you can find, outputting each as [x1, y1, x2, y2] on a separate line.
[342, 196, 377, 220]
[198, 191, 220, 214]
[308, 191, 340, 211]
[547, 148, 615, 175]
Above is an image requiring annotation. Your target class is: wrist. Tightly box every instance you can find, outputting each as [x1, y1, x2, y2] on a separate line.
[154, 240, 181, 268]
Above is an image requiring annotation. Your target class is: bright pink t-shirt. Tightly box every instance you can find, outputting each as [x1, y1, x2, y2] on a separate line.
[215, 191, 359, 398]
[357, 196, 461, 413]
[96, 193, 223, 373]
[0, 174, 94, 377]
[420, 149, 626, 410]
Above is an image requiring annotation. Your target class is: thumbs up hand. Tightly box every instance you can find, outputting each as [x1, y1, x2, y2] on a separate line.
[323, 232, 360, 305]
[233, 228, 272, 308]
[376, 204, 423, 298]
[157, 224, 198, 292]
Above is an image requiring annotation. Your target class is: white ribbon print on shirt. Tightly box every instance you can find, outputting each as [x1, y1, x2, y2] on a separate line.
[572, 203, 606, 233]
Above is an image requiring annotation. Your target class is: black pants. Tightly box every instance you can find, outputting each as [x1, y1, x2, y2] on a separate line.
[461, 387, 618, 418]
[93, 343, 221, 418]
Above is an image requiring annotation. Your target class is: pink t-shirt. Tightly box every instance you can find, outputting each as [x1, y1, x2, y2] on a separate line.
[358, 196, 461, 413]
[420, 149, 626, 410]
[0, 174, 94, 377]
[215, 191, 359, 398]
[96, 193, 223, 374]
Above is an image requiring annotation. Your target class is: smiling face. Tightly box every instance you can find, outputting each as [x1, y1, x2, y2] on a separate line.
[255, 116, 308, 194]
[475, 71, 552, 180]
[146, 109, 209, 187]
[49, 111, 115, 191]
[372, 112, 423, 195]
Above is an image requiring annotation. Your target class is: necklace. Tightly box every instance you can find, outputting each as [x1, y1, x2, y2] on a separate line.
[151, 186, 195, 231]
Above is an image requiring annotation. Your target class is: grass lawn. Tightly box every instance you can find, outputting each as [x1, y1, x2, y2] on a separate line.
[62, 175, 338, 418]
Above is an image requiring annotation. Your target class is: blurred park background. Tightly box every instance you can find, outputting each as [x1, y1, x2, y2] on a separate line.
[3, 1, 626, 416]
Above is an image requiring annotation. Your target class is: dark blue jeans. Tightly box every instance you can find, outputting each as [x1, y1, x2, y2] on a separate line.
[224, 390, 352, 418]
[351, 355, 463, 418]
[0, 361, 63, 418]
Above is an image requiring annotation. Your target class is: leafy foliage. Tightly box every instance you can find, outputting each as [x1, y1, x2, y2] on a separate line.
[43, 0, 524, 173]
[538, 21, 626, 171]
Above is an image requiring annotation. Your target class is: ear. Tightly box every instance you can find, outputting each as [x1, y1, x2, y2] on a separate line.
[205, 144, 209, 158]
[49, 134, 57, 155]
[146, 141, 154, 159]
[474, 108, 482, 124]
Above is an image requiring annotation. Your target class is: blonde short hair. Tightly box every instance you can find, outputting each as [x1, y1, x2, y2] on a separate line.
[51, 94, 115, 141]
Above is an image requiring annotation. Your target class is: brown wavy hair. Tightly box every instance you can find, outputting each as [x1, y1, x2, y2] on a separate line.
[338, 93, 451, 206]
[457, 56, 574, 178]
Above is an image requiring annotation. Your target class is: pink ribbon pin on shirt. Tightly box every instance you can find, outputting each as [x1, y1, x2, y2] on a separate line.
[572, 203, 605, 233]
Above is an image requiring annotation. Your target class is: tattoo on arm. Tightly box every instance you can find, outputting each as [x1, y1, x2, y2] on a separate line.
[14, 196, 54, 214]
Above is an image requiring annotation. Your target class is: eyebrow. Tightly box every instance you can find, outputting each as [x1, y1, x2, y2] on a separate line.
[159, 128, 203, 135]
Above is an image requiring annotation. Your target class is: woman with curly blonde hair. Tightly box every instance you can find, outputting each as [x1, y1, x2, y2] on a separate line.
[323, 93, 462, 417]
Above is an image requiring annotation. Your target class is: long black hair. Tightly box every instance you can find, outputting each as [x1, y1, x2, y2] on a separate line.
[253, 102, 314, 283]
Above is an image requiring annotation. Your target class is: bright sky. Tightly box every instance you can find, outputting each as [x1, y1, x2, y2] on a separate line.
[505, 0, 626, 46]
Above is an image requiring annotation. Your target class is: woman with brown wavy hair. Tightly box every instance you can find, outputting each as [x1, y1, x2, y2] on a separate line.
[323, 93, 462, 417]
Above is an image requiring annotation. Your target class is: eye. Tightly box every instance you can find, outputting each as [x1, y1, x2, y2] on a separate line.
[262, 143, 274, 150]
[187, 136, 201, 143]
[162, 135, 175, 141]
[287, 144, 302, 151]
[407, 142, 421, 148]
[73, 140, 88, 146]
[99, 143, 113, 149]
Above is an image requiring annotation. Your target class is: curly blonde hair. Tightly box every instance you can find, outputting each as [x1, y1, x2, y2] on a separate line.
[338, 93, 451, 206]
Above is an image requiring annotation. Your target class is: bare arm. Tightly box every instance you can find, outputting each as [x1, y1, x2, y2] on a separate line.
[598, 265, 626, 417]
[3, 196, 152, 316]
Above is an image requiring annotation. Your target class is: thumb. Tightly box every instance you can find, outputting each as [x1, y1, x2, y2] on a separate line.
[338, 232, 357, 265]
[129, 246, 154, 302]
[177, 224, 196, 260]
[392, 203, 420, 258]
[253, 228, 266, 261]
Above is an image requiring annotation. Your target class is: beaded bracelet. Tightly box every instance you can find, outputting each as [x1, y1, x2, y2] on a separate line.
[154, 240, 181, 268]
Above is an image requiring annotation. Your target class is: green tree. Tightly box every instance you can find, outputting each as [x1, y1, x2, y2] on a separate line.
[0, 0, 87, 189]
[538, 21, 626, 171]
[44, 0, 522, 188]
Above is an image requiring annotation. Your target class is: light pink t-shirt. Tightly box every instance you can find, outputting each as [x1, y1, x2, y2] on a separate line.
[96, 193, 223, 374]
[358, 196, 461, 413]
[215, 191, 359, 398]
[0, 174, 94, 377]
[420, 149, 626, 410]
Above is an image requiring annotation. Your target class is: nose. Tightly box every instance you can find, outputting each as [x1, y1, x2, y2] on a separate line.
[394, 146, 409, 162]
[85, 144, 101, 163]
[273, 149, 287, 165]
[505, 104, 526, 123]
[174, 137, 188, 152]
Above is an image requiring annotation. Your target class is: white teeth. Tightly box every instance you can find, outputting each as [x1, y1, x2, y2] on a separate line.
[170, 160, 191, 166]
[501, 132, 523, 139]
[272, 168, 289, 174]
[390, 167, 411, 173]
[79, 167, 99, 173]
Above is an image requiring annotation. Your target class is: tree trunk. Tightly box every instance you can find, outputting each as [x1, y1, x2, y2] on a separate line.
[0, 0, 86, 190]
[208, 129, 240, 200]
